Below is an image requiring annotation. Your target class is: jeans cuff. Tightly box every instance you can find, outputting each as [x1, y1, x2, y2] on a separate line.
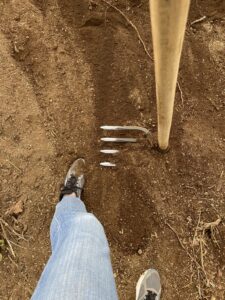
[56, 195, 87, 214]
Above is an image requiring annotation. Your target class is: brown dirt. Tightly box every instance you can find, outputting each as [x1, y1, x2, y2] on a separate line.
[0, 0, 225, 299]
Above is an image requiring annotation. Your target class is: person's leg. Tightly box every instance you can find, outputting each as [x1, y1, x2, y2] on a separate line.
[31, 159, 118, 300]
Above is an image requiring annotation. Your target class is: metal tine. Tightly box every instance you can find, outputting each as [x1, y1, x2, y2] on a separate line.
[101, 137, 137, 143]
[101, 125, 150, 135]
[100, 162, 116, 167]
[100, 149, 119, 154]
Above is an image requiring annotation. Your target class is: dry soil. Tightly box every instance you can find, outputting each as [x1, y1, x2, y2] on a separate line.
[0, 0, 225, 299]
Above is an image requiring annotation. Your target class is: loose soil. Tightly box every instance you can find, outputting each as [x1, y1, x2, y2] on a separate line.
[0, 0, 225, 299]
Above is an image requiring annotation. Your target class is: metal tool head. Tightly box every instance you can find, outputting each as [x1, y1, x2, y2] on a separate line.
[100, 125, 149, 168]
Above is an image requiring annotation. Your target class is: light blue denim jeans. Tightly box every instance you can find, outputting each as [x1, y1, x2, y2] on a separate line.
[31, 195, 118, 300]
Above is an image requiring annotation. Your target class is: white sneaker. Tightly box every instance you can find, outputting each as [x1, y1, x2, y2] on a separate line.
[136, 269, 161, 300]
[60, 158, 85, 199]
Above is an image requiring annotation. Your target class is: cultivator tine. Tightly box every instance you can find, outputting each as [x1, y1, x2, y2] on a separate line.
[101, 125, 150, 135]
[100, 162, 116, 167]
[101, 137, 137, 143]
[100, 149, 119, 154]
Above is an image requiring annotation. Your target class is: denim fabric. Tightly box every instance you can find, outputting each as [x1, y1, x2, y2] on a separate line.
[31, 195, 118, 300]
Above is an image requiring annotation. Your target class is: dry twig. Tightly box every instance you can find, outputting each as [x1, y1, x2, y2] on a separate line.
[0, 217, 26, 241]
[8, 254, 18, 268]
[6, 159, 22, 173]
[0, 220, 15, 257]
[216, 170, 224, 192]
[208, 97, 220, 111]
[177, 81, 184, 105]
[192, 211, 202, 246]
[201, 218, 222, 232]
[192, 212, 205, 298]
[197, 267, 202, 299]
[8, 239, 27, 250]
[191, 16, 207, 26]
[100, 0, 153, 60]
[199, 237, 208, 285]
[191, 215, 223, 295]
[165, 221, 201, 269]
[165, 220, 210, 296]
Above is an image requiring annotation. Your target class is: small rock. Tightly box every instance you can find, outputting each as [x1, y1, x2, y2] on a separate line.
[138, 249, 143, 255]
[14, 44, 19, 54]
[119, 229, 124, 235]
[34, 182, 40, 188]
[14, 16, 20, 21]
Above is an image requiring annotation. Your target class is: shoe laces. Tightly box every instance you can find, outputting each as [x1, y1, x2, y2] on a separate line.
[59, 175, 81, 201]
[144, 290, 157, 300]
[66, 175, 77, 189]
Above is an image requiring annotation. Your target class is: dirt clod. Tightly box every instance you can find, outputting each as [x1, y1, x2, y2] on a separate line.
[6, 200, 24, 217]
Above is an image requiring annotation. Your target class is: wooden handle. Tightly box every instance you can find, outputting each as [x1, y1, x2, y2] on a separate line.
[150, 0, 190, 150]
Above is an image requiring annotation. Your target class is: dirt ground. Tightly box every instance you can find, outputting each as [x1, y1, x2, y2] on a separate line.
[0, 0, 225, 299]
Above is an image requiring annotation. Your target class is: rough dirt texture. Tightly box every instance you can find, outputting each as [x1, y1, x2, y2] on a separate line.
[0, 0, 225, 299]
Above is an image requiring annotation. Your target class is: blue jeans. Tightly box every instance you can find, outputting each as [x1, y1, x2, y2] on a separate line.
[31, 195, 118, 300]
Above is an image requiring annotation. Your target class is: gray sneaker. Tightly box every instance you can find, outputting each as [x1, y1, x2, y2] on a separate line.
[136, 269, 161, 300]
[60, 158, 85, 200]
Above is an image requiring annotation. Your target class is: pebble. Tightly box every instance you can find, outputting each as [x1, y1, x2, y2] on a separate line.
[138, 249, 143, 255]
